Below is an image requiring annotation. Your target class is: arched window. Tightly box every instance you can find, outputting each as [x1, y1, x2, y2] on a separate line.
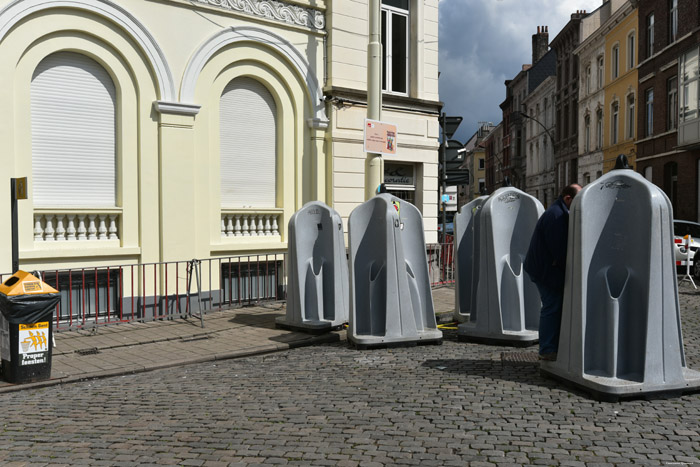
[31, 52, 116, 207]
[220, 77, 277, 208]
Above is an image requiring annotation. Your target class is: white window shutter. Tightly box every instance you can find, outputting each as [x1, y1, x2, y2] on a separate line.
[220, 77, 277, 208]
[31, 52, 116, 207]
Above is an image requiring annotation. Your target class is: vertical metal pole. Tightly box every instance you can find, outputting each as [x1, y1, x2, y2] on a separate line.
[10, 178, 19, 273]
[366, 0, 383, 200]
[440, 114, 448, 282]
[440, 113, 447, 244]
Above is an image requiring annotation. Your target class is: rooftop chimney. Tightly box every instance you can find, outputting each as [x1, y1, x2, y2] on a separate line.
[532, 25, 549, 64]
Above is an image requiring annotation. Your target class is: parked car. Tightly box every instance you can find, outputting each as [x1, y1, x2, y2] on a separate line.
[673, 220, 700, 278]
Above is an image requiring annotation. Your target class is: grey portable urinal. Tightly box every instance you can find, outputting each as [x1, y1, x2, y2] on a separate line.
[348, 194, 442, 348]
[276, 201, 349, 333]
[458, 187, 544, 345]
[454, 196, 488, 323]
[541, 168, 700, 400]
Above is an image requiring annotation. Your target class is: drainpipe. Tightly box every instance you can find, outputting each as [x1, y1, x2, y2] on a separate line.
[366, 0, 383, 200]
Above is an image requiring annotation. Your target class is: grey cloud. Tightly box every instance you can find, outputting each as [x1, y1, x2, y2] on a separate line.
[438, 0, 602, 142]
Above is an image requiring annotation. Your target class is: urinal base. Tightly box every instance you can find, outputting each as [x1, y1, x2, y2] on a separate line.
[457, 324, 538, 347]
[349, 331, 443, 350]
[540, 364, 700, 402]
[452, 311, 471, 323]
[275, 316, 345, 335]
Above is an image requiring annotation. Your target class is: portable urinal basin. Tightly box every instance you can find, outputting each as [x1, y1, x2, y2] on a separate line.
[541, 169, 700, 400]
[454, 196, 488, 323]
[348, 194, 442, 348]
[458, 187, 543, 345]
[276, 201, 349, 333]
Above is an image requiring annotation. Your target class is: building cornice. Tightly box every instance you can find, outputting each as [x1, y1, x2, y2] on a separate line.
[194, 0, 325, 31]
[323, 86, 442, 115]
[598, 2, 634, 39]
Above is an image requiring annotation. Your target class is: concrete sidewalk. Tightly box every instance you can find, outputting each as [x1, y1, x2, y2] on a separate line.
[0, 286, 457, 393]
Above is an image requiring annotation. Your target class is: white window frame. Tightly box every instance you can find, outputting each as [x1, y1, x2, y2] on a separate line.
[679, 47, 699, 123]
[626, 94, 635, 140]
[586, 64, 592, 94]
[612, 44, 620, 80]
[668, 75, 678, 130]
[646, 88, 654, 136]
[647, 13, 655, 57]
[627, 32, 635, 70]
[670, 0, 678, 43]
[381, 0, 409, 96]
[597, 55, 604, 89]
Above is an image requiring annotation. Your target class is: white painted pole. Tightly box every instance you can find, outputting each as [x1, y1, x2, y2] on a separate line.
[366, 0, 383, 200]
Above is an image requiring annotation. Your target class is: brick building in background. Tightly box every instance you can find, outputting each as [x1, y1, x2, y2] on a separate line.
[636, 0, 700, 221]
[551, 11, 587, 193]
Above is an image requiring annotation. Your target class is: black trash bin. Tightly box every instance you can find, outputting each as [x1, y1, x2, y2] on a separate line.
[0, 271, 60, 384]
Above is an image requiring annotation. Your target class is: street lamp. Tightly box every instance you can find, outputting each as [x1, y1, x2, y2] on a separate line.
[520, 111, 555, 144]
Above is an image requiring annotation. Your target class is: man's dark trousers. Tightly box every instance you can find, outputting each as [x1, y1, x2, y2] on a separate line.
[535, 282, 563, 355]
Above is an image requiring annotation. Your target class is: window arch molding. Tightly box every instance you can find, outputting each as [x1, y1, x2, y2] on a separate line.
[182, 26, 326, 126]
[194, 46, 306, 246]
[8, 25, 158, 251]
[0, 0, 175, 101]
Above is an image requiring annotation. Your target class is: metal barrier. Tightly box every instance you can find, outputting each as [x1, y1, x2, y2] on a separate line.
[0, 243, 454, 331]
[428, 242, 455, 287]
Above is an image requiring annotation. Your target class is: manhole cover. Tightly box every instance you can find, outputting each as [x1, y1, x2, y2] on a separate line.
[501, 351, 538, 363]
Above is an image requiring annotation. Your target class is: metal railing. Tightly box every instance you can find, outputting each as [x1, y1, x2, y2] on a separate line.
[0, 243, 455, 331]
[427, 242, 455, 286]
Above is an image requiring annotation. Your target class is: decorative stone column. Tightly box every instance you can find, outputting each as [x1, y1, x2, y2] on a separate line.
[153, 101, 201, 263]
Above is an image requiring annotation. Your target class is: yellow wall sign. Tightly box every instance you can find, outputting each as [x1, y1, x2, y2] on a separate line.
[364, 119, 398, 156]
[15, 177, 28, 200]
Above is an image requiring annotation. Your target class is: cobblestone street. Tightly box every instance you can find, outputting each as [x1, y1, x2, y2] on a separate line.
[0, 283, 699, 466]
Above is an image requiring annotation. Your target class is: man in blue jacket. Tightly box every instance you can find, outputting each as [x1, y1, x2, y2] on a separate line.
[524, 183, 581, 361]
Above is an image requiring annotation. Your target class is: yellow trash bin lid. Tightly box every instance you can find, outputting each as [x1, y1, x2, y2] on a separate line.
[0, 271, 58, 296]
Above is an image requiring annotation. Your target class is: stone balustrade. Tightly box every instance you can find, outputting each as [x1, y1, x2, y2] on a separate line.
[221, 210, 281, 237]
[34, 210, 120, 242]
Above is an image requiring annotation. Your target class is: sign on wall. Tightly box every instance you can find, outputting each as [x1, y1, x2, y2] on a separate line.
[384, 163, 414, 186]
[364, 119, 398, 156]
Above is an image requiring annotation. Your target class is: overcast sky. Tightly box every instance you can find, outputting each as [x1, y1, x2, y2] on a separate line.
[438, 0, 603, 142]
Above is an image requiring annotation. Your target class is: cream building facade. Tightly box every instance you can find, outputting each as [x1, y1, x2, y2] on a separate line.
[574, 1, 609, 186]
[0, 0, 440, 277]
[326, 0, 441, 236]
[523, 75, 557, 207]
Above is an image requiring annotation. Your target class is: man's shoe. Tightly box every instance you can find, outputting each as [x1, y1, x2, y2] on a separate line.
[539, 352, 557, 361]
